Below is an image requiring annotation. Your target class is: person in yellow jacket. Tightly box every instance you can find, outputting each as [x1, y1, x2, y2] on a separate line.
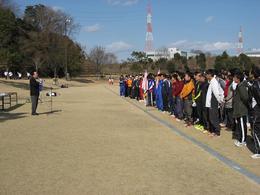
[180, 72, 195, 126]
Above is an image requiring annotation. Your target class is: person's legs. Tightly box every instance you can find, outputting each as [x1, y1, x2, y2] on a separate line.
[187, 100, 193, 123]
[35, 96, 39, 111]
[226, 108, 234, 129]
[209, 107, 220, 135]
[147, 91, 152, 106]
[184, 99, 192, 124]
[202, 108, 209, 130]
[169, 97, 174, 115]
[196, 102, 203, 125]
[31, 96, 37, 114]
[176, 97, 183, 119]
[120, 86, 123, 96]
[162, 94, 168, 112]
[252, 112, 260, 155]
[236, 116, 247, 143]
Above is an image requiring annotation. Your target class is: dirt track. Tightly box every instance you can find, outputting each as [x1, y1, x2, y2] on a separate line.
[1, 82, 260, 195]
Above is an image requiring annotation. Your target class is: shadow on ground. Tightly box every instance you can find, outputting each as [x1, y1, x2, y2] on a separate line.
[1, 103, 25, 112]
[39, 110, 62, 115]
[0, 112, 27, 122]
[71, 78, 94, 84]
[0, 104, 27, 122]
[0, 80, 29, 90]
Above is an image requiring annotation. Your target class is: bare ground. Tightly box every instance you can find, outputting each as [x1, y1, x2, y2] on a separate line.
[0, 79, 260, 195]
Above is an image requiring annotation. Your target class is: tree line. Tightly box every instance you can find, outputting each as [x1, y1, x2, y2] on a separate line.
[102, 50, 259, 75]
[0, 1, 85, 77]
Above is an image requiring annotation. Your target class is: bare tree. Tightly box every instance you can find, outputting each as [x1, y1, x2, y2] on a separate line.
[0, 0, 19, 14]
[88, 46, 107, 73]
[104, 52, 118, 65]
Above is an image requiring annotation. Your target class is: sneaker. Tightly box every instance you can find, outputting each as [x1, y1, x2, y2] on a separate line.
[197, 125, 204, 131]
[251, 154, 260, 159]
[194, 124, 201, 130]
[220, 123, 226, 128]
[176, 118, 181, 122]
[185, 122, 192, 127]
[234, 140, 247, 147]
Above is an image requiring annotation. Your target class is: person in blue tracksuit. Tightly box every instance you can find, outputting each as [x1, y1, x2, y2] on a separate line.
[156, 74, 163, 111]
[119, 75, 125, 96]
[162, 74, 170, 112]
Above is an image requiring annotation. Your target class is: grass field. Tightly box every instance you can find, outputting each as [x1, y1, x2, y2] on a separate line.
[0, 79, 260, 195]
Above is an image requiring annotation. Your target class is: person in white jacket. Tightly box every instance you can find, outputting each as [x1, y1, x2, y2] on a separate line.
[206, 69, 224, 137]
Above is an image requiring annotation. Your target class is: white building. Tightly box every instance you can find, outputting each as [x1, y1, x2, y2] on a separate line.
[146, 47, 193, 61]
[244, 51, 260, 58]
[168, 48, 188, 58]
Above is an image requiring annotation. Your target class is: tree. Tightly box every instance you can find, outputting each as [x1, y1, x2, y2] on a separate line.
[0, 5, 20, 71]
[214, 51, 230, 70]
[239, 53, 253, 71]
[196, 53, 206, 70]
[104, 52, 118, 65]
[88, 46, 107, 74]
[155, 58, 167, 70]
[130, 51, 146, 62]
[167, 60, 176, 73]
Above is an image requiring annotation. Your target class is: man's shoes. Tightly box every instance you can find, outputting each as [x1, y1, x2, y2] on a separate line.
[176, 118, 181, 122]
[251, 154, 260, 159]
[234, 140, 247, 147]
[32, 113, 39, 116]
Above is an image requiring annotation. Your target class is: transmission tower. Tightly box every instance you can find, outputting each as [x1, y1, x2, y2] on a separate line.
[237, 26, 243, 55]
[145, 1, 153, 52]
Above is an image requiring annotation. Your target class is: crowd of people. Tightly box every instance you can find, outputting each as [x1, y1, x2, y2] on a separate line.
[119, 67, 260, 159]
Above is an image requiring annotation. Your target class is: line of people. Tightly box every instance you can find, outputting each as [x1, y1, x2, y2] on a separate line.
[119, 66, 260, 159]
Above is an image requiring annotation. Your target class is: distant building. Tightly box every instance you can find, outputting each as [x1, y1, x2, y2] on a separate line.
[244, 51, 260, 58]
[145, 47, 197, 61]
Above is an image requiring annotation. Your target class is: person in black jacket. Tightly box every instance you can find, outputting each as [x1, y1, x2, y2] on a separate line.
[30, 71, 40, 115]
[233, 71, 249, 147]
[249, 67, 260, 159]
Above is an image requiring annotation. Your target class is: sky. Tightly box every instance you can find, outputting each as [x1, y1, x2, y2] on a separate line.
[15, 0, 260, 61]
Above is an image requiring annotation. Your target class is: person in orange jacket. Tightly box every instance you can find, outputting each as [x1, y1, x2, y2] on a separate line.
[180, 72, 195, 126]
[127, 76, 133, 98]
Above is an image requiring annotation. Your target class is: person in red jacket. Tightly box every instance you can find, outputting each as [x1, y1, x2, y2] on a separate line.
[139, 75, 144, 100]
[172, 73, 184, 120]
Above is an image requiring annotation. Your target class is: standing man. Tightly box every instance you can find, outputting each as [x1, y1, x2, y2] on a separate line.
[180, 72, 195, 126]
[30, 71, 40, 116]
[249, 67, 260, 159]
[206, 69, 224, 137]
[119, 75, 125, 97]
[156, 74, 163, 111]
[162, 74, 169, 112]
[233, 71, 249, 147]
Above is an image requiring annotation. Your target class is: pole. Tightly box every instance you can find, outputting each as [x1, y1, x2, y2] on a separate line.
[64, 21, 68, 81]
[50, 87, 53, 113]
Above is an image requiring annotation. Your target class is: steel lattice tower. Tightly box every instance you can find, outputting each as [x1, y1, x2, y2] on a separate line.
[145, 1, 153, 52]
[237, 26, 243, 55]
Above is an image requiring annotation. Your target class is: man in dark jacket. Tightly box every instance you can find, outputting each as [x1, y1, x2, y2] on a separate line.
[30, 71, 40, 115]
[233, 71, 249, 147]
[249, 67, 260, 159]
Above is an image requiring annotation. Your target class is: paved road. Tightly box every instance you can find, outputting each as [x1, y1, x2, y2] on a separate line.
[0, 84, 259, 194]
